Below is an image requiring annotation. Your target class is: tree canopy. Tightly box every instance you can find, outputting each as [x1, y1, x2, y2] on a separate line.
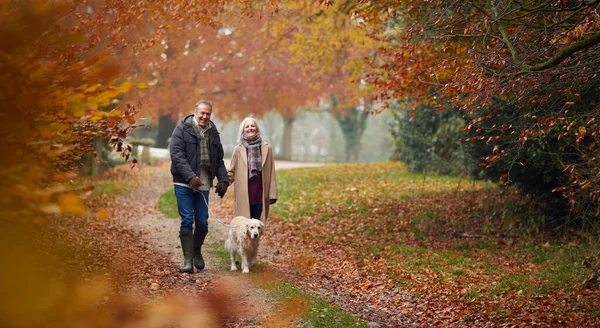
[358, 0, 600, 220]
[6, 0, 599, 220]
[0, 0, 254, 219]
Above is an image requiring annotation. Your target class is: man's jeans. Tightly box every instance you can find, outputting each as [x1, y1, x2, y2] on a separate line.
[174, 185, 209, 233]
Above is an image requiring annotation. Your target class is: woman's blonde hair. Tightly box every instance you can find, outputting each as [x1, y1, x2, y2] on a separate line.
[237, 117, 260, 143]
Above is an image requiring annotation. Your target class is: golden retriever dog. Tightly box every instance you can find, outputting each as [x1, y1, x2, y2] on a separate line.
[224, 216, 265, 273]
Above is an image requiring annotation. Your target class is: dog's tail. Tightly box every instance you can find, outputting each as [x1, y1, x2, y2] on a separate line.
[224, 238, 232, 252]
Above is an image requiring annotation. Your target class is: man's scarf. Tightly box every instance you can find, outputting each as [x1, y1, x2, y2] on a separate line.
[242, 134, 262, 179]
[192, 118, 211, 168]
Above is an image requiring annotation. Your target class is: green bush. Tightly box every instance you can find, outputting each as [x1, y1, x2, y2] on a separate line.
[388, 101, 484, 178]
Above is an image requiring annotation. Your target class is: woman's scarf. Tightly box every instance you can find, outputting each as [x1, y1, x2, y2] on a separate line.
[242, 134, 262, 179]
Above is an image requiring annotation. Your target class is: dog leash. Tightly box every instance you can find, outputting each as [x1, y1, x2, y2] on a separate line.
[200, 190, 230, 227]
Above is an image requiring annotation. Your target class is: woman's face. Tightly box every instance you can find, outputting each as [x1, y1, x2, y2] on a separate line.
[243, 120, 258, 138]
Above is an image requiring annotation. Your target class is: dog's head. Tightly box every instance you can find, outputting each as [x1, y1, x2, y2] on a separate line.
[246, 218, 264, 239]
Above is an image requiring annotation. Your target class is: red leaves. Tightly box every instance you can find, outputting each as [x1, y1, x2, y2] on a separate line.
[318, 0, 333, 7]
[482, 154, 501, 166]
[434, 104, 448, 112]
[486, 136, 501, 144]
[358, 1, 600, 218]
[464, 136, 486, 142]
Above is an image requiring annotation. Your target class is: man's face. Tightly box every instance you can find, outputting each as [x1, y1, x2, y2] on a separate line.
[194, 104, 212, 127]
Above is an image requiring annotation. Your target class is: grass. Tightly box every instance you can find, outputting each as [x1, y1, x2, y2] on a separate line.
[92, 182, 131, 198]
[270, 161, 600, 324]
[158, 188, 179, 218]
[268, 281, 368, 328]
[157, 161, 600, 325]
[274, 162, 493, 220]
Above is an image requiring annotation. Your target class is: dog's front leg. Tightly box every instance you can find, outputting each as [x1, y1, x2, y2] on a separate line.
[241, 254, 250, 273]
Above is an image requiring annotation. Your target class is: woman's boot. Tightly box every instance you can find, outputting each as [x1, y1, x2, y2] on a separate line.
[179, 231, 194, 273]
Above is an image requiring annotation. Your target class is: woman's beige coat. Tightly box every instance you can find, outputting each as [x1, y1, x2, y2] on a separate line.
[228, 141, 277, 222]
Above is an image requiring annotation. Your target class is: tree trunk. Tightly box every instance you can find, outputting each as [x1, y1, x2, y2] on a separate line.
[583, 252, 600, 289]
[281, 116, 295, 161]
[92, 137, 104, 177]
[156, 114, 176, 149]
[334, 107, 369, 163]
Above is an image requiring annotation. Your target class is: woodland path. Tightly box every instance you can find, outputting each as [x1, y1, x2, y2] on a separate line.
[103, 159, 600, 328]
[113, 160, 325, 327]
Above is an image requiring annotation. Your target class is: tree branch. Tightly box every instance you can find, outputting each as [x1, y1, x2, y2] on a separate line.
[492, 3, 524, 67]
[523, 30, 600, 72]
[492, 0, 600, 73]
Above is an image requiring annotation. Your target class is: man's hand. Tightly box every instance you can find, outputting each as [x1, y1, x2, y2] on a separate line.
[188, 176, 202, 192]
[269, 199, 277, 205]
[215, 181, 229, 198]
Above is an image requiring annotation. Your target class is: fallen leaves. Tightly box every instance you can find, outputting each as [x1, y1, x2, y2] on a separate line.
[266, 162, 600, 327]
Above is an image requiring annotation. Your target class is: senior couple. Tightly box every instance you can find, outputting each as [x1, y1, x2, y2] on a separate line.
[169, 100, 277, 273]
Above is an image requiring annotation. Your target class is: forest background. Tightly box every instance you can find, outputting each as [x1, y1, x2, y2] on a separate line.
[1, 0, 599, 326]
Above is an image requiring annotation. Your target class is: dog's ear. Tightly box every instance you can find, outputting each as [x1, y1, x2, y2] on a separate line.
[258, 220, 265, 234]
[237, 220, 250, 239]
[245, 221, 253, 236]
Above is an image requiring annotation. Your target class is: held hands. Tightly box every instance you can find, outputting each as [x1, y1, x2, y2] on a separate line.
[189, 176, 202, 192]
[269, 199, 277, 205]
[215, 181, 229, 198]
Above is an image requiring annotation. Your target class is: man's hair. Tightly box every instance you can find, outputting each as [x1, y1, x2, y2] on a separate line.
[194, 100, 212, 111]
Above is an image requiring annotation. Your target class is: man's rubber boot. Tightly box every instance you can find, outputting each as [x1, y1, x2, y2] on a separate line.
[179, 231, 194, 273]
[193, 230, 207, 270]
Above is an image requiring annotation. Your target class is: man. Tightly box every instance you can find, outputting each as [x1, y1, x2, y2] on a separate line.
[169, 100, 229, 273]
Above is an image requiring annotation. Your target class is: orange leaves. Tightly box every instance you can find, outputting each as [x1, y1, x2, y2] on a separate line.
[93, 62, 122, 81]
[58, 192, 86, 214]
[261, 0, 377, 108]
[575, 126, 587, 145]
[482, 154, 501, 165]
[68, 80, 132, 116]
[358, 1, 600, 220]
[267, 162, 600, 326]
[292, 252, 318, 274]
[0, 0, 242, 222]
[95, 208, 111, 221]
[266, 294, 308, 328]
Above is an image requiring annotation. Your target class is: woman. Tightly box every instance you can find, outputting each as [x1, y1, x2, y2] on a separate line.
[228, 117, 277, 222]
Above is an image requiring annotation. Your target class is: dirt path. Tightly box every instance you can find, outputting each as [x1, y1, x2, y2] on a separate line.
[114, 160, 324, 327]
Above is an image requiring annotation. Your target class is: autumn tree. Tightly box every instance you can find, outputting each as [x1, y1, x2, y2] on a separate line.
[357, 1, 600, 220]
[124, 23, 229, 147]
[260, 0, 379, 162]
[124, 10, 320, 157]
[0, 1, 273, 325]
[0, 0, 287, 224]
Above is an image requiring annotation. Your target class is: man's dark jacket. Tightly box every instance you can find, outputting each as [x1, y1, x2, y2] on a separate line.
[169, 115, 228, 186]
